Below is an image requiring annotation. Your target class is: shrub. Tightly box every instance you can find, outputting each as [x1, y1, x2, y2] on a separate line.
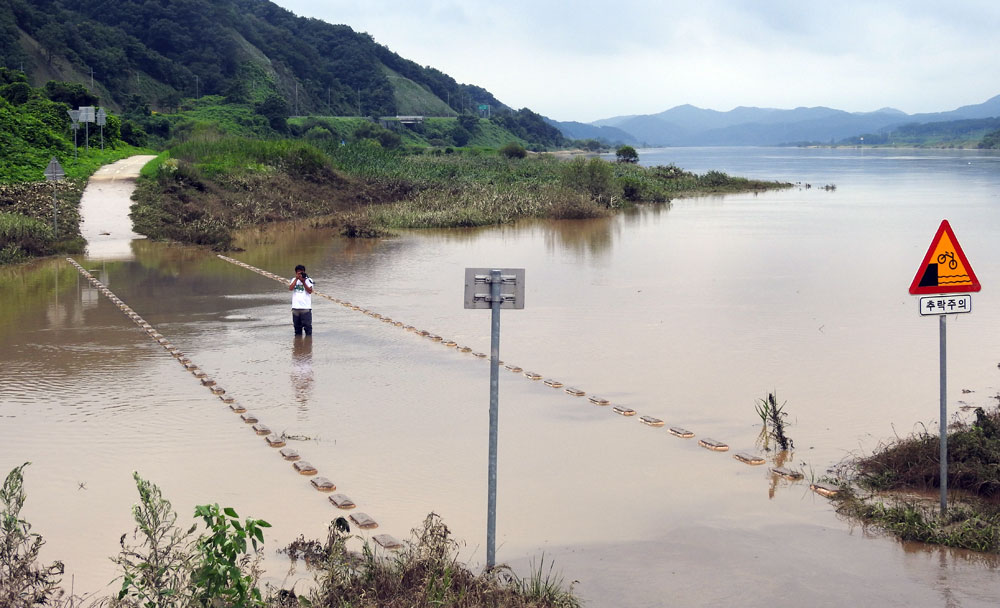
[615, 145, 639, 163]
[498, 142, 526, 159]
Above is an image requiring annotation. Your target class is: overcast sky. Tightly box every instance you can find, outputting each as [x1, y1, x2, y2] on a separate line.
[271, 0, 1000, 123]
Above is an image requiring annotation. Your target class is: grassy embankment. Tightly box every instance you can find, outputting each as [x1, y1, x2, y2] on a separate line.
[132, 137, 792, 249]
[831, 405, 1000, 552]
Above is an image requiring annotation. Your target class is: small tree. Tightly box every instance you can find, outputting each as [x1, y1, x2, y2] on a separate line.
[499, 142, 526, 159]
[615, 145, 639, 163]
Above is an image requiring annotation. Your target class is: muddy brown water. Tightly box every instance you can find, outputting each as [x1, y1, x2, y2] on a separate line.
[3, 149, 1000, 606]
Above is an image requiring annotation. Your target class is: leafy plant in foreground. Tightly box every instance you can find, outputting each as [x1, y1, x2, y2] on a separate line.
[755, 391, 793, 452]
[0, 462, 63, 608]
[191, 503, 270, 608]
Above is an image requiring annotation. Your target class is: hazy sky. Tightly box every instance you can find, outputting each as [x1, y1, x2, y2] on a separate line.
[271, 1, 1000, 123]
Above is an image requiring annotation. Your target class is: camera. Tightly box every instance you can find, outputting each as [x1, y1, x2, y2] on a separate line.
[300, 272, 308, 279]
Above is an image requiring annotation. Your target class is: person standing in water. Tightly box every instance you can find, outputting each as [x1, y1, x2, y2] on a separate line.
[289, 264, 314, 336]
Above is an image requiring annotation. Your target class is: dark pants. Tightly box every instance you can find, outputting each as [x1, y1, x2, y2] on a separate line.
[292, 309, 312, 336]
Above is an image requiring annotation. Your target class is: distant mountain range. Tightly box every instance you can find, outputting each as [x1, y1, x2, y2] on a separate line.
[547, 96, 1000, 147]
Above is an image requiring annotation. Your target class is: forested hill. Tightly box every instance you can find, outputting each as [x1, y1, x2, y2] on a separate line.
[0, 0, 506, 118]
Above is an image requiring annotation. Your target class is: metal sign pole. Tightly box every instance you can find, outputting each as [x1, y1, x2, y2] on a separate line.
[939, 315, 947, 514]
[486, 268, 501, 568]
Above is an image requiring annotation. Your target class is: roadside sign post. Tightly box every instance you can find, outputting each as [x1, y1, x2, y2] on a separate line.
[464, 268, 525, 568]
[79, 106, 95, 151]
[43, 157, 65, 234]
[67, 109, 80, 158]
[96, 107, 107, 150]
[908, 219, 981, 515]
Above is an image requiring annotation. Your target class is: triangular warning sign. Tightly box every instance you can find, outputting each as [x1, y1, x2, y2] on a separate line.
[909, 220, 981, 295]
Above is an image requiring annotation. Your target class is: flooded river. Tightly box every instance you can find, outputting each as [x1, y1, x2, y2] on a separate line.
[3, 148, 1000, 606]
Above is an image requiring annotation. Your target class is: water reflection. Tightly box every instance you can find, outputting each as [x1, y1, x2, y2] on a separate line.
[542, 216, 620, 259]
[291, 336, 314, 409]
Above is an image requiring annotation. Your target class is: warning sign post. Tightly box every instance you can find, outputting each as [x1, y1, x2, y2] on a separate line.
[909, 219, 980, 515]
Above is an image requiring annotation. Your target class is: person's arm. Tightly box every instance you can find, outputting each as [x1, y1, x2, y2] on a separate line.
[289, 277, 299, 291]
[304, 278, 314, 294]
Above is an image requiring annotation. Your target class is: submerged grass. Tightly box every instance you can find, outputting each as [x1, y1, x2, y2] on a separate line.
[832, 405, 1000, 553]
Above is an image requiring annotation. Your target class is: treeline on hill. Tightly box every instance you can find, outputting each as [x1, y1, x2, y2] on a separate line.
[0, 0, 504, 118]
[834, 117, 1000, 148]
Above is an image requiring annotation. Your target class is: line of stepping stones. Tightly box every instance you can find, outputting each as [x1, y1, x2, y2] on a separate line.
[66, 258, 405, 549]
[216, 255, 840, 499]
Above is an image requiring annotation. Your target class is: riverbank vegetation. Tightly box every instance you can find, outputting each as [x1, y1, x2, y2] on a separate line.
[131, 137, 791, 249]
[1, 464, 580, 607]
[831, 405, 1000, 553]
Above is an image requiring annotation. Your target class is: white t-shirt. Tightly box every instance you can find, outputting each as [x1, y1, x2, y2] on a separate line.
[291, 277, 314, 309]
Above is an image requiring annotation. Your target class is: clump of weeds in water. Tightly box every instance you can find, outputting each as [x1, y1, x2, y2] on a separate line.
[831, 404, 1000, 553]
[311, 512, 581, 607]
[755, 391, 793, 452]
[0, 462, 64, 607]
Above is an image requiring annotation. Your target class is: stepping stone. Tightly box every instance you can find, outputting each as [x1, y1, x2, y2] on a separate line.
[328, 494, 356, 509]
[310, 477, 336, 492]
[640, 416, 664, 427]
[193, 371, 207, 379]
[240, 413, 258, 424]
[771, 467, 803, 480]
[524, 372, 543, 380]
[613, 406, 636, 416]
[374, 534, 403, 550]
[265, 434, 286, 447]
[417, 330, 430, 336]
[505, 364, 522, 372]
[458, 346, 472, 352]
[393, 322, 403, 327]
[473, 352, 488, 358]
[229, 403, 247, 413]
[200, 378, 216, 386]
[698, 438, 729, 451]
[293, 461, 317, 475]
[210, 386, 225, 395]
[405, 325, 415, 331]
[157, 338, 169, 345]
[588, 396, 610, 406]
[349, 512, 378, 529]
[252, 423, 271, 436]
[279, 447, 300, 461]
[734, 452, 766, 465]
[668, 426, 693, 438]
[428, 335, 442, 341]
[564, 387, 585, 397]
[543, 379, 563, 388]
[810, 482, 841, 497]
[443, 340, 457, 347]
[219, 395, 235, 404]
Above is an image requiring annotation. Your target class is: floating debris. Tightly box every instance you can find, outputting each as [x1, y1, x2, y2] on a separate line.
[810, 482, 841, 497]
[240, 413, 259, 424]
[543, 379, 563, 388]
[588, 396, 610, 406]
[698, 438, 729, 451]
[265, 434, 286, 448]
[613, 406, 636, 416]
[328, 494, 356, 509]
[293, 461, 317, 475]
[311, 477, 337, 492]
[668, 427, 694, 438]
[771, 466, 803, 480]
[279, 447, 300, 461]
[349, 512, 378, 529]
[639, 416, 664, 427]
[734, 452, 766, 465]
[524, 371, 543, 380]
[252, 423, 271, 436]
[373, 534, 403, 550]
[564, 387, 585, 397]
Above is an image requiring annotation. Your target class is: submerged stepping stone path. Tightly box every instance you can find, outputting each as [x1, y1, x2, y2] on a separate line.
[311, 477, 337, 492]
[698, 438, 729, 451]
[265, 434, 286, 447]
[374, 534, 403, 550]
[668, 427, 695, 438]
[588, 395, 610, 406]
[810, 482, 841, 497]
[734, 452, 766, 465]
[565, 387, 585, 397]
[543, 379, 563, 388]
[771, 467, 803, 480]
[252, 423, 271, 436]
[524, 371, 543, 381]
[241, 413, 259, 424]
[279, 447, 300, 461]
[293, 461, 317, 475]
[473, 352, 487, 358]
[350, 512, 378, 529]
[329, 494, 356, 509]
[229, 403, 247, 413]
[613, 406, 636, 416]
[639, 416, 664, 427]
